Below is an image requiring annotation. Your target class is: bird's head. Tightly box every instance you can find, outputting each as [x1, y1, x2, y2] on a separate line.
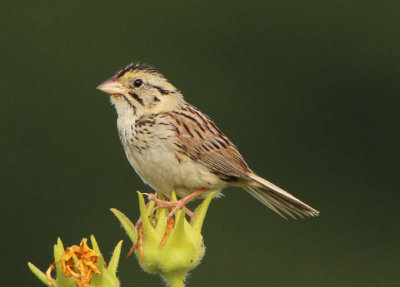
[97, 63, 183, 117]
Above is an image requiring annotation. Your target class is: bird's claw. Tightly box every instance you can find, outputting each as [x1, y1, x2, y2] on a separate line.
[144, 189, 207, 222]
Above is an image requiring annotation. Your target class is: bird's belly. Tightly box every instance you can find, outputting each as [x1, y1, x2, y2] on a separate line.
[123, 143, 225, 198]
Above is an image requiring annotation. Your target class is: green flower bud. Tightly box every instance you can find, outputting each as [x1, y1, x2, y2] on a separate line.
[28, 236, 122, 287]
[111, 190, 216, 287]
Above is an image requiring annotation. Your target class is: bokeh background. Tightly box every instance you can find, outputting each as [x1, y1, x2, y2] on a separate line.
[1, 1, 399, 286]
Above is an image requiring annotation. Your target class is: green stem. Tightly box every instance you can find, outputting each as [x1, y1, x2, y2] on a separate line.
[165, 274, 185, 287]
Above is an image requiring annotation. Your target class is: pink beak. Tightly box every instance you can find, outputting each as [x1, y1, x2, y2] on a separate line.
[96, 77, 128, 95]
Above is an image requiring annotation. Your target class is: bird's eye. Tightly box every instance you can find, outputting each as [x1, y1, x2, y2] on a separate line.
[134, 79, 143, 87]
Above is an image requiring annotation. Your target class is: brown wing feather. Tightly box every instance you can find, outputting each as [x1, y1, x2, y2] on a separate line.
[167, 104, 251, 180]
[161, 105, 319, 219]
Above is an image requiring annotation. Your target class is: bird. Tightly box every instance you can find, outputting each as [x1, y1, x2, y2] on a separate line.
[97, 63, 319, 219]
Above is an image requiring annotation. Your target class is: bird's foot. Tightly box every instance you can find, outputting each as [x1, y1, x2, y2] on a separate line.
[129, 189, 207, 258]
[143, 188, 207, 222]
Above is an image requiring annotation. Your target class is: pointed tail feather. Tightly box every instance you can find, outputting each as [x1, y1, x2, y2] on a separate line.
[245, 174, 319, 219]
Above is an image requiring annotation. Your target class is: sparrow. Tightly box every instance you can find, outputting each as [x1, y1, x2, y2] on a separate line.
[97, 63, 319, 219]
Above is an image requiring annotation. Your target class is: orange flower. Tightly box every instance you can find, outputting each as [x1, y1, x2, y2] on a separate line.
[46, 239, 101, 287]
[29, 236, 122, 287]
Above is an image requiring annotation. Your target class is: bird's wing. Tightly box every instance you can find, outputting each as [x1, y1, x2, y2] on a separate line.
[165, 105, 252, 180]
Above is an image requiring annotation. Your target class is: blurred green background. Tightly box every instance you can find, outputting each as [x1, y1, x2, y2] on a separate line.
[1, 1, 399, 286]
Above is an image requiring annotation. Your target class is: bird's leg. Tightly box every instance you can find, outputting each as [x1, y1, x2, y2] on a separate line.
[150, 204, 195, 219]
[165, 189, 208, 221]
[184, 207, 195, 219]
[143, 188, 208, 222]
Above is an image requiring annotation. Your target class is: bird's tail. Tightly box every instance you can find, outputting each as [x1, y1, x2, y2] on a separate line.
[245, 174, 319, 219]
